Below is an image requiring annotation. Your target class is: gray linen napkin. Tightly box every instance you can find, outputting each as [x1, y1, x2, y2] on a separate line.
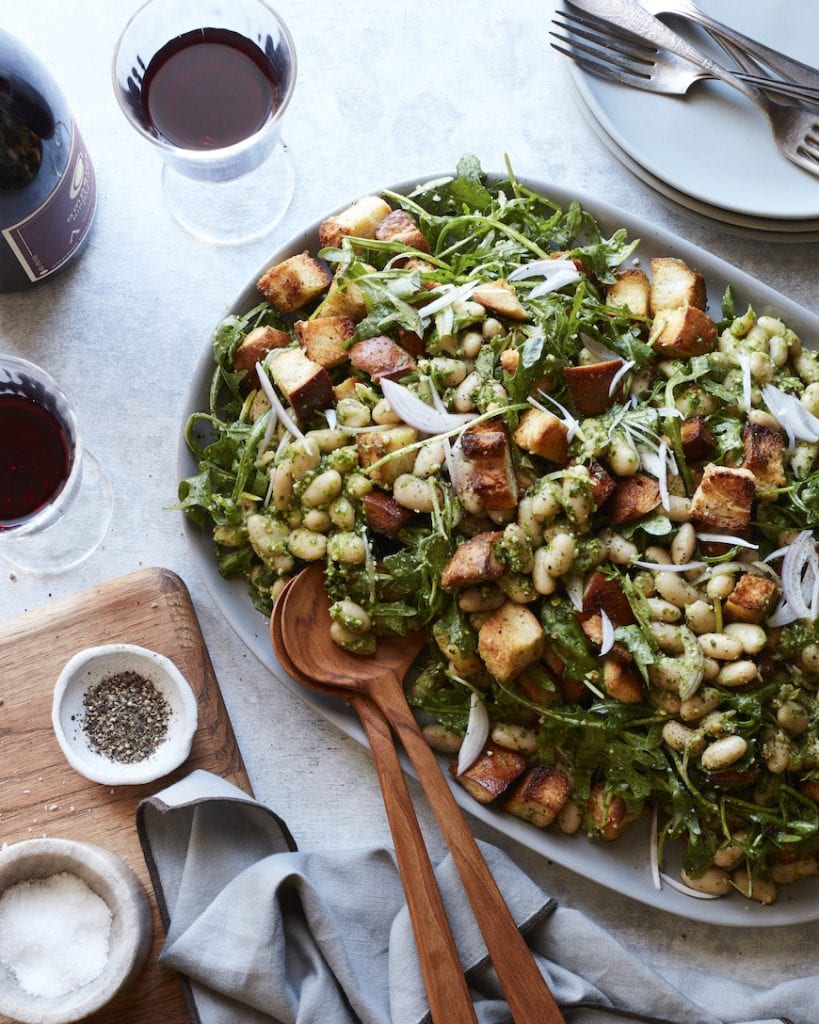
[137, 770, 805, 1024]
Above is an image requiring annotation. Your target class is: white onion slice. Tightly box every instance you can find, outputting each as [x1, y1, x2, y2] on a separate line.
[456, 692, 490, 776]
[696, 533, 758, 550]
[380, 378, 475, 435]
[532, 391, 582, 442]
[738, 353, 752, 413]
[763, 545, 790, 563]
[762, 384, 819, 448]
[780, 530, 816, 620]
[658, 872, 722, 900]
[418, 279, 479, 317]
[508, 258, 579, 282]
[608, 359, 635, 398]
[324, 407, 338, 430]
[767, 600, 799, 628]
[656, 406, 683, 419]
[255, 362, 315, 454]
[631, 559, 707, 572]
[649, 805, 661, 892]
[528, 267, 582, 298]
[581, 333, 620, 363]
[564, 573, 584, 611]
[599, 609, 615, 655]
[657, 440, 670, 513]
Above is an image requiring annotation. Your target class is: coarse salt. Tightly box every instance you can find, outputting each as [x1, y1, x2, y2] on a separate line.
[0, 872, 112, 998]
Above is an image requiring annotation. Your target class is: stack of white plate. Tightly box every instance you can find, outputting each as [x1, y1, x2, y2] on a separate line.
[563, 0, 819, 241]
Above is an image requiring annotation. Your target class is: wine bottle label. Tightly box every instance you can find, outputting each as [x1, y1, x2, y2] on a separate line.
[1, 119, 96, 283]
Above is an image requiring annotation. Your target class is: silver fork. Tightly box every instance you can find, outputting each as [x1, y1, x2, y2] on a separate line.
[639, 0, 819, 91]
[560, 0, 819, 178]
[550, 9, 819, 105]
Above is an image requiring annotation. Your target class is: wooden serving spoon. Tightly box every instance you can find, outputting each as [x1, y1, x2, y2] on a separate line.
[277, 563, 566, 1024]
[270, 584, 479, 1024]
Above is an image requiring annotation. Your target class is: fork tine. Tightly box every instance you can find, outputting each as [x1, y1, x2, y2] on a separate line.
[556, 8, 662, 59]
[549, 29, 654, 79]
[550, 16, 656, 70]
[548, 40, 652, 88]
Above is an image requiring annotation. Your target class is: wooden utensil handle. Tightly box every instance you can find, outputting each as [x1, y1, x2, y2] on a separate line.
[373, 678, 565, 1024]
[351, 695, 479, 1024]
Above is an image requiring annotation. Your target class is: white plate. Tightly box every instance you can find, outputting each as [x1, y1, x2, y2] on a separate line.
[179, 172, 819, 926]
[565, 0, 819, 221]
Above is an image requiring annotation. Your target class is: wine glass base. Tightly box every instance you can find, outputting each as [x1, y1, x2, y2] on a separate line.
[161, 142, 295, 246]
[0, 450, 113, 576]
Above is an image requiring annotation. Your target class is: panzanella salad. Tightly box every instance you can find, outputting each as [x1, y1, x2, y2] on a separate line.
[181, 156, 819, 904]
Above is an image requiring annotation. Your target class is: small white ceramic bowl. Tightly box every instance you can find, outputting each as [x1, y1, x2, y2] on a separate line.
[52, 643, 198, 785]
[0, 837, 153, 1024]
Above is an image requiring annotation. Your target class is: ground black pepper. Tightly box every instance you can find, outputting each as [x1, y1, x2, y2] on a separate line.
[81, 671, 171, 763]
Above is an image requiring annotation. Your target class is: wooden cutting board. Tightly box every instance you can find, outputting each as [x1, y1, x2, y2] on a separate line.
[0, 566, 252, 1024]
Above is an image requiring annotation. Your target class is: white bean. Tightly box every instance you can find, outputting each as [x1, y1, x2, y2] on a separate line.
[713, 832, 747, 870]
[301, 469, 343, 508]
[723, 622, 767, 655]
[458, 586, 505, 613]
[328, 495, 356, 530]
[530, 482, 561, 522]
[413, 441, 446, 478]
[717, 660, 758, 688]
[429, 357, 467, 387]
[649, 622, 684, 653]
[769, 856, 818, 885]
[680, 688, 721, 722]
[706, 574, 736, 601]
[482, 317, 503, 339]
[272, 463, 292, 512]
[491, 723, 538, 754]
[697, 633, 743, 661]
[532, 548, 558, 595]
[517, 497, 544, 546]
[423, 723, 463, 754]
[372, 397, 401, 424]
[541, 532, 576, 578]
[302, 509, 331, 533]
[654, 571, 700, 608]
[685, 600, 716, 635]
[644, 546, 672, 566]
[607, 436, 640, 476]
[602, 531, 638, 565]
[764, 731, 791, 775]
[701, 657, 720, 680]
[289, 444, 320, 480]
[332, 599, 372, 634]
[680, 866, 731, 897]
[701, 735, 748, 771]
[287, 527, 327, 562]
[306, 428, 350, 453]
[800, 643, 819, 675]
[661, 721, 704, 756]
[453, 371, 481, 412]
[802, 382, 819, 417]
[671, 523, 696, 565]
[327, 531, 366, 564]
[776, 700, 810, 735]
[393, 473, 435, 512]
[731, 869, 777, 905]
[665, 495, 692, 523]
[336, 397, 371, 428]
[461, 331, 484, 360]
[647, 598, 682, 623]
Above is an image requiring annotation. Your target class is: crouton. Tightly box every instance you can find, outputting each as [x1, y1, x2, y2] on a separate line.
[257, 252, 331, 313]
[649, 257, 707, 312]
[802, 779, 819, 804]
[294, 316, 355, 369]
[681, 416, 716, 462]
[395, 325, 426, 358]
[471, 279, 528, 320]
[450, 742, 527, 803]
[459, 420, 518, 511]
[605, 474, 661, 526]
[349, 335, 417, 381]
[581, 571, 636, 626]
[588, 460, 617, 507]
[356, 425, 419, 486]
[587, 783, 642, 841]
[564, 360, 624, 415]
[269, 348, 334, 423]
[602, 658, 644, 704]
[512, 407, 569, 464]
[501, 765, 571, 828]
[649, 306, 718, 358]
[690, 464, 756, 534]
[440, 531, 505, 590]
[318, 269, 369, 320]
[606, 268, 650, 318]
[362, 491, 414, 538]
[333, 376, 359, 401]
[374, 209, 430, 253]
[741, 421, 786, 493]
[478, 601, 545, 682]
[500, 349, 519, 374]
[232, 325, 291, 387]
[318, 195, 392, 250]
[725, 573, 778, 624]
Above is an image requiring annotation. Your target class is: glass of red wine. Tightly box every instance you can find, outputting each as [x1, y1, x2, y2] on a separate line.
[112, 0, 296, 246]
[0, 355, 113, 574]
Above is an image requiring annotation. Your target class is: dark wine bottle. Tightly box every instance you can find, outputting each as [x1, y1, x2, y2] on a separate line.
[0, 29, 96, 292]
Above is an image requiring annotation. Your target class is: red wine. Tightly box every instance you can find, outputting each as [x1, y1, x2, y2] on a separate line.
[0, 394, 70, 528]
[0, 29, 96, 292]
[141, 28, 281, 151]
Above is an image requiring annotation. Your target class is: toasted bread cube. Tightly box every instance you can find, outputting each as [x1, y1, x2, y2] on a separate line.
[500, 349, 519, 374]
[605, 474, 661, 526]
[690, 464, 756, 534]
[802, 779, 819, 804]
[602, 658, 644, 704]
[374, 209, 430, 253]
[441, 531, 505, 590]
[356, 425, 419, 486]
[587, 782, 641, 841]
[741, 421, 786, 493]
[318, 195, 392, 250]
[649, 257, 707, 313]
[269, 348, 334, 423]
[319, 270, 369, 320]
[460, 420, 518, 512]
[502, 765, 571, 827]
[349, 335, 416, 381]
[681, 416, 716, 462]
[512, 407, 569, 464]
[478, 602, 545, 683]
[232, 325, 291, 387]
[295, 316, 355, 370]
[588, 460, 616, 507]
[395, 325, 426, 358]
[725, 573, 777, 624]
[649, 306, 717, 358]
[362, 491, 414, 538]
[606, 268, 650, 318]
[564, 360, 624, 415]
[450, 741, 527, 802]
[581, 571, 635, 627]
[257, 252, 331, 313]
[472, 279, 528, 320]
[333, 376, 359, 401]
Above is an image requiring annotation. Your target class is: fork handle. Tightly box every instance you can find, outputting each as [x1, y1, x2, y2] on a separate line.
[567, 0, 771, 108]
[370, 675, 566, 1024]
[350, 694, 479, 1024]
